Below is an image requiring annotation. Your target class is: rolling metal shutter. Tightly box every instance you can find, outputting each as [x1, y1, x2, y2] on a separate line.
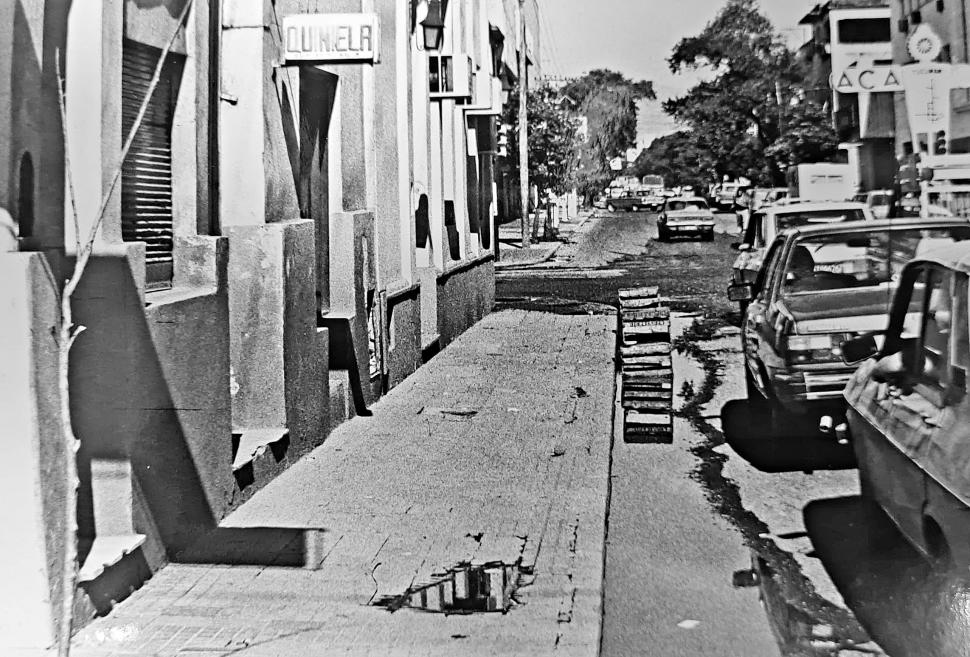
[121, 40, 178, 285]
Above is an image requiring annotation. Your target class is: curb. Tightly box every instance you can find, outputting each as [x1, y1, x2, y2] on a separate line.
[494, 242, 562, 270]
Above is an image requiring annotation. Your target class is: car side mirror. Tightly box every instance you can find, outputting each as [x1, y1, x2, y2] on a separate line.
[727, 283, 754, 302]
[840, 334, 880, 365]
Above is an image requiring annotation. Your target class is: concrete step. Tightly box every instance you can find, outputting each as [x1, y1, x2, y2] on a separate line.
[231, 428, 289, 472]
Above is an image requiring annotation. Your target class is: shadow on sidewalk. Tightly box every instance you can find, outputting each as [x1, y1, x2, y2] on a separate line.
[720, 399, 856, 473]
[175, 527, 330, 569]
[805, 496, 970, 657]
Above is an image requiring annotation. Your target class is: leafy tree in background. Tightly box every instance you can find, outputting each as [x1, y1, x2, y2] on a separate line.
[503, 83, 580, 198]
[764, 98, 841, 172]
[631, 131, 715, 192]
[563, 69, 655, 202]
[664, 0, 838, 186]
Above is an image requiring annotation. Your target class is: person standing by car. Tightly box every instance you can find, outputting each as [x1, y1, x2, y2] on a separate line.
[736, 188, 756, 231]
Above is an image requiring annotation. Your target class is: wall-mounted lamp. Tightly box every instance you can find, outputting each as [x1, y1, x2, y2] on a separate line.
[413, 0, 447, 51]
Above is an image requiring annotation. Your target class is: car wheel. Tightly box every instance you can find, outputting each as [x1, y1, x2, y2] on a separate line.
[607, 203, 616, 212]
[703, 230, 715, 242]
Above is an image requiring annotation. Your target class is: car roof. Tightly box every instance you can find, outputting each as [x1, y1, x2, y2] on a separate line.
[779, 217, 970, 239]
[764, 200, 868, 214]
[665, 196, 707, 203]
[908, 240, 970, 275]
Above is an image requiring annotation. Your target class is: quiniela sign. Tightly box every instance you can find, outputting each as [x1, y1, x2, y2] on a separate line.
[282, 14, 380, 62]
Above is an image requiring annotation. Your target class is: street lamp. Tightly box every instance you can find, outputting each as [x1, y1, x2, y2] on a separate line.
[412, 0, 447, 51]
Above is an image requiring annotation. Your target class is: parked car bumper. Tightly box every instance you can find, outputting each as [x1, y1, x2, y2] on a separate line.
[664, 222, 715, 235]
[769, 365, 855, 412]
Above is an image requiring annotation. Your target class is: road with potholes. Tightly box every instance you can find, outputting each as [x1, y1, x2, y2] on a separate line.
[497, 208, 967, 657]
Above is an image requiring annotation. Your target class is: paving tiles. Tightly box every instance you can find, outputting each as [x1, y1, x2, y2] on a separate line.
[72, 310, 616, 657]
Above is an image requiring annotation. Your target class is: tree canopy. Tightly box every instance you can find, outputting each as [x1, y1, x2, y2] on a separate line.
[663, 0, 839, 186]
[563, 69, 655, 200]
[503, 83, 581, 198]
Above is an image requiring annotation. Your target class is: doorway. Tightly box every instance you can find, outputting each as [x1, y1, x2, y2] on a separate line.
[298, 67, 338, 313]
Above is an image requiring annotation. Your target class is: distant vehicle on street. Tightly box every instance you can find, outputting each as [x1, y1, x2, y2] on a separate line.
[637, 190, 665, 212]
[852, 189, 895, 219]
[841, 239, 970, 572]
[737, 187, 790, 231]
[710, 181, 750, 211]
[592, 194, 607, 209]
[786, 163, 856, 203]
[758, 187, 789, 206]
[657, 196, 715, 241]
[728, 218, 970, 433]
[606, 192, 642, 213]
[731, 200, 874, 287]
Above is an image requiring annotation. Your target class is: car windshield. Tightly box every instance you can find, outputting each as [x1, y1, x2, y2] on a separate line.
[781, 226, 970, 298]
[668, 200, 708, 211]
[776, 208, 867, 230]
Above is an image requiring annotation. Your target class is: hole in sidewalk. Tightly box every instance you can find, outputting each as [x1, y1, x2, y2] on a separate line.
[373, 561, 530, 614]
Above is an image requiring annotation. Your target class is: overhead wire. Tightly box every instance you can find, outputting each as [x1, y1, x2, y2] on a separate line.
[535, 0, 567, 82]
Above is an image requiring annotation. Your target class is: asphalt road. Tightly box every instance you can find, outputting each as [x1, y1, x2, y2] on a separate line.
[496, 208, 962, 657]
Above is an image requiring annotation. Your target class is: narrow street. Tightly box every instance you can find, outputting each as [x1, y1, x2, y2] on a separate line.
[497, 209, 892, 657]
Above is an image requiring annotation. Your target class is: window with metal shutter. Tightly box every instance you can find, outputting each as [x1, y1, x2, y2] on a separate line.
[121, 40, 182, 287]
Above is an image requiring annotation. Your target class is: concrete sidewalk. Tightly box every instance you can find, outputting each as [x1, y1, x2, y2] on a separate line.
[72, 309, 618, 657]
[495, 210, 597, 269]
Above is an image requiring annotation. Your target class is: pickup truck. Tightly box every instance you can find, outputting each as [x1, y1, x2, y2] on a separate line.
[605, 193, 643, 213]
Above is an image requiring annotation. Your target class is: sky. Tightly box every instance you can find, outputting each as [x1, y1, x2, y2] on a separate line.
[536, 0, 820, 148]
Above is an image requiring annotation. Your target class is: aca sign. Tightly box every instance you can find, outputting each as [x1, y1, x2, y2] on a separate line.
[832, 66, 902, 92]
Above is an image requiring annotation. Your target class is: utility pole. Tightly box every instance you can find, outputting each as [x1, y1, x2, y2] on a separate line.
[517, 0, 531, 248]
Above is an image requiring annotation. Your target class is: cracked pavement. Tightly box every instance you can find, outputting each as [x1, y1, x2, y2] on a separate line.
[72, 309, 617, 657]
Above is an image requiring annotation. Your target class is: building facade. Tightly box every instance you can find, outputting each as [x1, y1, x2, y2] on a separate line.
[889, 0, 970, 154]
[799, 0, 898, 191]
[0, 0, 535, 650]
[799, 0, 970, 207]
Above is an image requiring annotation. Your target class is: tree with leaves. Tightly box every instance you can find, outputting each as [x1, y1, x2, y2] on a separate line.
[664, 0, 838, 186]
[501, 82, 581, 239]
[562, 69, 655, 203]
[631, 131, 715, 192]
[504, 83, 580, 198]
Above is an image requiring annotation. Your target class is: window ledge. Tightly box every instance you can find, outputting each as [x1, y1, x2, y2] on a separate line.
[145, 284, 219, 308]
[439, 251, 494, 280]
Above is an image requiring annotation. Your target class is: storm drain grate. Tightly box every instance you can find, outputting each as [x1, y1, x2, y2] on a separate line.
[617, 286, 674, 443]
[373, 561, 530, 614]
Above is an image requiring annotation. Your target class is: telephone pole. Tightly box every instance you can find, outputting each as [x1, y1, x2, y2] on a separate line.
[517, 0, 531, 248]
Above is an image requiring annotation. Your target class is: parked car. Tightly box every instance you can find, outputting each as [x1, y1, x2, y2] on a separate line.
[738, 188, 790, 231]
[637, 191, 665, 212]
[731, 200, 874, 287]
[852, 189, 895, 219]
[728, 219, 970, 433]
[605, 192, 642, 213]
[841, 239, 970, 572]
[592, 195, 607, 209]
[657, 196, 715, 241]
[711, 181, 750, 211]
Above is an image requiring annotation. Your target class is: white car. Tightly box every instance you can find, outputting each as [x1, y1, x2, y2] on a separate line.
[852, 189, 895, 219]
[730, 200, 875, 286]
[657, 196, 716, 241]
